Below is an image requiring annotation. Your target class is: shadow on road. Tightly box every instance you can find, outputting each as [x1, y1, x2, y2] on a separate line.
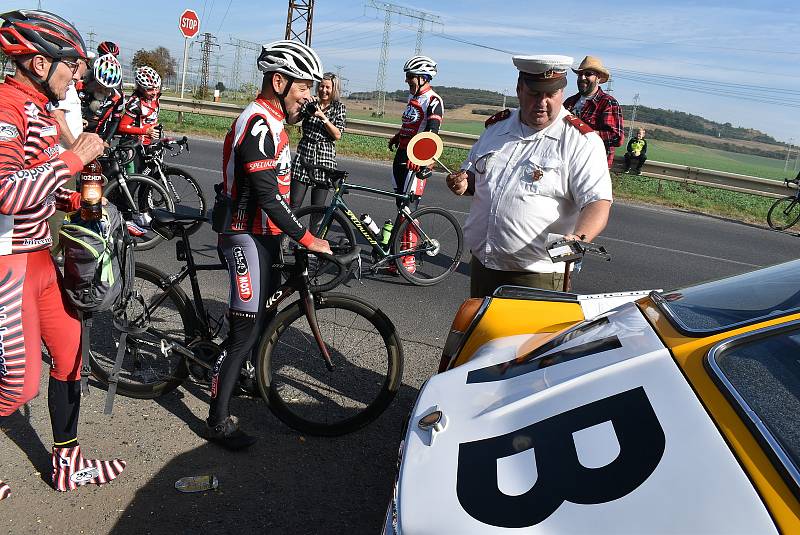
[110, 381, 419, 535]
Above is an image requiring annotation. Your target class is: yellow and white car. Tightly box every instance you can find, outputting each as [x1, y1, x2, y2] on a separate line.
[384, 260, 800, 534]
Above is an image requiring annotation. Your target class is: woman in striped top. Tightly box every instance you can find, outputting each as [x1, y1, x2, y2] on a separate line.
[290, 72, 347, 211]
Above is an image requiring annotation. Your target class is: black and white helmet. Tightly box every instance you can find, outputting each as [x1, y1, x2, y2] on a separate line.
[257, 40, 323, 82]
[403, 55, 437, 78]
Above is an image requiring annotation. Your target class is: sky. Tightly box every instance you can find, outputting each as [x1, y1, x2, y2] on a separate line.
[3, 0, 799, 142]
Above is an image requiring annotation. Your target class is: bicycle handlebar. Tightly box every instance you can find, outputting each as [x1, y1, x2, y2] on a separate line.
[293, 156, 348, 187]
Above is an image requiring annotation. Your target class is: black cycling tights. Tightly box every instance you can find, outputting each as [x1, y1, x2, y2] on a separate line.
[208, 234, 281, 426]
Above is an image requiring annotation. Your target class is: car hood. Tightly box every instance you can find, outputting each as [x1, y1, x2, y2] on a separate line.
[393, 303, 776, 534]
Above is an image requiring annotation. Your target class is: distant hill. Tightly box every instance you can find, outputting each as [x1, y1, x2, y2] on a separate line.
[348, 87, 785, 159]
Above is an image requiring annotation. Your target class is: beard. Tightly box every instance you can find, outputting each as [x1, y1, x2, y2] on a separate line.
[578, 80, 598, 96]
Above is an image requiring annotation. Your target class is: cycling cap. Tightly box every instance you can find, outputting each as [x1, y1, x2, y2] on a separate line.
[403, 55, 437, 78]
[93, 53, 122, 88]
[0, 9, 88, 60]
[257, 40, 323, 82]
[97, 40, 120, 57]
[135, 65, 161, 89]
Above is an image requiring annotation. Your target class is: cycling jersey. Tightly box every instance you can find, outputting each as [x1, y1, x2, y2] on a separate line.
[0, 76, 83, 256]
[117, 92, 160, 146]
[396, 85, 444, 148]
[215, 98, 313, 246]
[78, 81, 125, 143]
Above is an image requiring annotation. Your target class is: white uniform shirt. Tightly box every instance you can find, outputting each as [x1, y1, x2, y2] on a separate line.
[49, 83, 83, 150]
[462, 106, 612, 273]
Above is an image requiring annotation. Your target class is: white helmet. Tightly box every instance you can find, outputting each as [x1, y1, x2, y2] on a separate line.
[135, 65, 161, 90]
[257, 40, 323, 82]
[403, 55, 437, 78]
[92, 53, 122, 88]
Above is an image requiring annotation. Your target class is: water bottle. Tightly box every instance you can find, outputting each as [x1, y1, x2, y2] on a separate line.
[175, 475, 219, 493]
[380, 220, 393, 245]
[80, 160, 104, 221]
[360, 214, 380, 237]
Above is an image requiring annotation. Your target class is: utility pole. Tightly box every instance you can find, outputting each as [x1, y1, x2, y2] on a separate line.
[367, 0, 443, 117]
[285, 0, 315, 44]
[87, 29, 96, 51]
[785, 138, 794, 173]
[627, 93, 640, 141]
[198, 32, 219, 99]
[229, 36, 261, 97]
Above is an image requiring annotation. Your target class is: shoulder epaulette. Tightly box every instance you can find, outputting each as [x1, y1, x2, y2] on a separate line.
[564, 114, 593, 135]
[485, 109, 511, 128]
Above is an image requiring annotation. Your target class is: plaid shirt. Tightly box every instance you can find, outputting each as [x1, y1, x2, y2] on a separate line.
[293, 100, 347, 184]
[564, 87, 623, 167]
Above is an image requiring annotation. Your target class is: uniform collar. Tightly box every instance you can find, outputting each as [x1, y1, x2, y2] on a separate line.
[255, 97, 285, 121]
[501, 106, 568, 141]
[3, 75, 49, 107]
[411, 85, 432, 98]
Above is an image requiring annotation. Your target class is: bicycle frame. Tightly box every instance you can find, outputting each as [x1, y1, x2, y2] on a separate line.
[136, 227, 335, 372]
[315, 172, 438, 266]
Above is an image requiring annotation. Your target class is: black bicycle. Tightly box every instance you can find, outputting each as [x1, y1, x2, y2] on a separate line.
[767, 177, 800, 231]
[99, 146, 175, 250]
[293, 159, 463, 286]
[88, 210, 404, 436]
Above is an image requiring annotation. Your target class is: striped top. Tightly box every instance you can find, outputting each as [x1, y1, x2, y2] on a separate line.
[0, 77, 83, 255]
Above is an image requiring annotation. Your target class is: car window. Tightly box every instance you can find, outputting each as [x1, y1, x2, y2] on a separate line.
[707, 324, 800, 489]
[655, 259, 800, 334]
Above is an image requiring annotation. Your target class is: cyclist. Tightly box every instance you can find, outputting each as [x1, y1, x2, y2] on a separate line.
[117, 65, 161, 171]
[78, 53, 125, 143]
[0, 9, 126, 500]
[207, 40, 331, 450]
[387, 55, 444, 273]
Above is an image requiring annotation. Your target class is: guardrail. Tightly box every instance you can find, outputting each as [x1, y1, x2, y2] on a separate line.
[161, 96, 796, 199]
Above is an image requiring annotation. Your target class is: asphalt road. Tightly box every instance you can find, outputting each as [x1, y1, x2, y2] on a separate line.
[2, 136, 798, 534]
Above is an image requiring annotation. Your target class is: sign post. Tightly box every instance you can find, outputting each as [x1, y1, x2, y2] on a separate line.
[178, 9, 200, 101]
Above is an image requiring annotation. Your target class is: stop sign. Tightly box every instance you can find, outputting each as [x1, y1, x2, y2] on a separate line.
[179, 9, 200, 38]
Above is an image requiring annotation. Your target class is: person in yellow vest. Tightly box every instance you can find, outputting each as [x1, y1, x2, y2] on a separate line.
[624, 128, 648, 175]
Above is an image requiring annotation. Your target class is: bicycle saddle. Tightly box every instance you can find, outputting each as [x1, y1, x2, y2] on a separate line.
[152, 208, 208, 225]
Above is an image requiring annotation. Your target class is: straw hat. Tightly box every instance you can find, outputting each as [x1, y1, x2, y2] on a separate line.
[572, 55, 610, 83]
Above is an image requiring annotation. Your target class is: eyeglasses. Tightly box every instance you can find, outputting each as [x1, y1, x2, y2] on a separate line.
[61, 58, 82, 75]
[578, 70, 597, 78]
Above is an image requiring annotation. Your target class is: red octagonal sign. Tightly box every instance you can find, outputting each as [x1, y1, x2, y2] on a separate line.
[179, 9, 200, 38]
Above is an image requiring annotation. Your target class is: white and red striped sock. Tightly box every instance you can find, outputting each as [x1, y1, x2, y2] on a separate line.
[0, 480, 10, 500]
[51, 444, 126, 492]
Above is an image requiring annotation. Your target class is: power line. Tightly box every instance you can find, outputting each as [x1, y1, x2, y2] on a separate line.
[216, 0, 234, 34]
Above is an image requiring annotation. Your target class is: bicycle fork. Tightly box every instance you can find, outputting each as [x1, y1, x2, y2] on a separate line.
[300, 288, 334, 371]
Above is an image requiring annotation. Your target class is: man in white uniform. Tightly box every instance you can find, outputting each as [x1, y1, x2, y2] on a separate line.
[446, 55, 612, 297]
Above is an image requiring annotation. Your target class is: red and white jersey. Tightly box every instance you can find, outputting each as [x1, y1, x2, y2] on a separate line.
[118, 92, 160, 145]
[0, 77, 82, 256]
[398, 85, 444, 148]
[217, 99, 310, 244]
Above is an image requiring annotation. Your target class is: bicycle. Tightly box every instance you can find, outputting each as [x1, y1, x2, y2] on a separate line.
[293, 159, 464, 286]
[137, 132, 207, 234]
[88, 210, 404, 436]
[98, 146, 175, 250]
[767, 177, 800, 231]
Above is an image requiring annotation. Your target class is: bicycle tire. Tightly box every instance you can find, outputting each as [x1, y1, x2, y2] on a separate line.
[105, 174, 175, 251]
[256, 293, 403, 436]
[293, 205, 358, 292]
[393, 206, 463, 286]
[767, 196, 800, 231]
[90, 263, 196, 399]
[140, 166, 206, 236]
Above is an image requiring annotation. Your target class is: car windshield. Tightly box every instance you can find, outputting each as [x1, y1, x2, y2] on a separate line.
[708, 323, 800, 489]
[655, 259, 800, 335]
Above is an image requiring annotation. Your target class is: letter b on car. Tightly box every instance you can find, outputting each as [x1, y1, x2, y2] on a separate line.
[456, 387, 665, 528]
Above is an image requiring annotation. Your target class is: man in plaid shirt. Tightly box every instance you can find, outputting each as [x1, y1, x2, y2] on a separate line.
[563, 56, 624, 168]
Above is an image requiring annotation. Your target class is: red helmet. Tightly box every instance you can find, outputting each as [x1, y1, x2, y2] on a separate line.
[0, 9, 87, 60]
[97, 40, 119, 57]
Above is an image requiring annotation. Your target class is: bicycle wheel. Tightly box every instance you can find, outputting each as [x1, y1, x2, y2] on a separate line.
[767, 196, 800, 231]
[392, 206, 463, 286]
[257, 293, 403, 436]
[140, 166, 206, 235]
[293, 205, 358, 292]
[90, 263, 196, 398]
[106, 174, 175, 251]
